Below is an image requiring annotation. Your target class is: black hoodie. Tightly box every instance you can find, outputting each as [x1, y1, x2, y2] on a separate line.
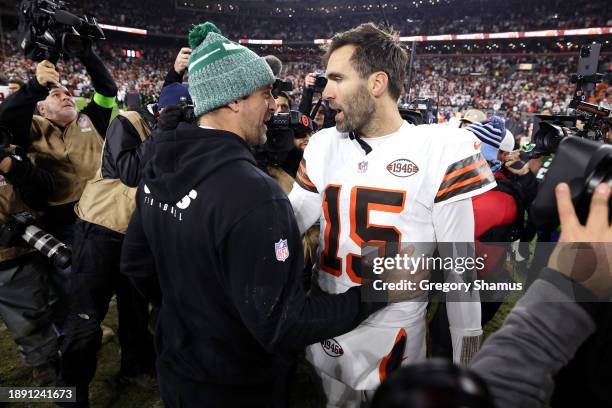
[120, 123, 382, 399]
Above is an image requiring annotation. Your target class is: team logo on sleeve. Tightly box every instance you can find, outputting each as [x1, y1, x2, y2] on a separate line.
[78, 117, 92, 132]
[275, 239, 290, 262]
[387, 159, 419, 178]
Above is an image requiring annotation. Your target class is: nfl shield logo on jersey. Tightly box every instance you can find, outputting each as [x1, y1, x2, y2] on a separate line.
[275, 239, 290, 262]
[358, 161, 368, 173]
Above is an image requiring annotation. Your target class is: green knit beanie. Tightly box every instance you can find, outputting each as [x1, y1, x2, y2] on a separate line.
[187, 22, 275, 117]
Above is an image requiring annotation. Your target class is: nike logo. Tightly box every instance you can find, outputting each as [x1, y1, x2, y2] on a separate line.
[188, 48, 221, 71]
[222, 42, 243, 51]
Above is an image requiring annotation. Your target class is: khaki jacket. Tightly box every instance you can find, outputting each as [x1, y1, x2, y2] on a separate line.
[29, 114, 103, 206]
[75, 111, 151, 234]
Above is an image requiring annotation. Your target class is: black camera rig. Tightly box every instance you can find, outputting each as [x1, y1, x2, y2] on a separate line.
[18, 0, 105, 63]
[530, 43, 611, 157]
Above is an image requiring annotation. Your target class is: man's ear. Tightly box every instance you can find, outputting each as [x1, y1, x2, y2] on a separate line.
[370, 71, 389, 98]
[227, 100, 241, 113]
[36, 101, 45, 115]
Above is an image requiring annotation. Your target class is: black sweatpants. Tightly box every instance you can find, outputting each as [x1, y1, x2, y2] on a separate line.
[59, 219, 155, 406]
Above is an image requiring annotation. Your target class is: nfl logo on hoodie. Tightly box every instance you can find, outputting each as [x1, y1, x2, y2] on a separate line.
[275, 239, 289, 262]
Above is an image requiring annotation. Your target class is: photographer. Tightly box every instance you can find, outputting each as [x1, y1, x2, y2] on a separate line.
[59, 81, 192, 406]
[0, 134, 58, 384]
[298, 72, 333, 130]
[0, 47, 117, 330]
[275, 91, 292, 114]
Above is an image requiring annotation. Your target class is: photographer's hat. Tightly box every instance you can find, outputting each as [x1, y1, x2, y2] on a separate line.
[158, 83, 191, 109]
[187, 22, 275, 117]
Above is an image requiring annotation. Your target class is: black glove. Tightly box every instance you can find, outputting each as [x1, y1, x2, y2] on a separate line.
[158, 105, 184, 131]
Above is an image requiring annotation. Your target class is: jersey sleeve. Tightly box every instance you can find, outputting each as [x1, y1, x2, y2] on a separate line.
[289, 132, 327, 234]
[433, 129, 496, 206]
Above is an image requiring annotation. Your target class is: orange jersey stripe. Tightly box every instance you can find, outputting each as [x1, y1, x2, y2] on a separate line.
[442, 159, 487, 182]
[436, 172, 490, 197]
[296, 172, 316, 189]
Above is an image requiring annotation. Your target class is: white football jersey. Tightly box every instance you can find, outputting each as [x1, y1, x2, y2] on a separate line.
[289, 121, 496, 325]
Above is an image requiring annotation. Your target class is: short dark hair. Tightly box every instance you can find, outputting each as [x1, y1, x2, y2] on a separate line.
[275, 91, 292, 109]
[8, 79, 24, 87]
[324, 23, 407, 100]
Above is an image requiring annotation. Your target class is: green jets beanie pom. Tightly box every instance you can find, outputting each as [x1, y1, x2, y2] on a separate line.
[188, 22, 221, 49]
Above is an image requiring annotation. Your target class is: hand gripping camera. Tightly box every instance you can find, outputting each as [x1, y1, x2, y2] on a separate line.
[0, 128, 71, 268]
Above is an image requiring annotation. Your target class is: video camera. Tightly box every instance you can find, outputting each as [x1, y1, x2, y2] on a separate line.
[272, 79, 292, 98]
[18, 0, 105, 63]
[255, 111, 314, 167]
[399, 98, 437, 126]
[0, 127, 72, 267]
[529, 43, 611, 157]
[529, 43, 611, 229]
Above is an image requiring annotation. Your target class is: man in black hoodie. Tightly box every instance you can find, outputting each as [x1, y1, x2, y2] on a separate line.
[120, 22, 416, 407]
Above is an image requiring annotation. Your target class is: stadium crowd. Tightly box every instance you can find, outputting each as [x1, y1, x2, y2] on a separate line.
[2, 29, 611, 116]
[1, 0, 607, 39]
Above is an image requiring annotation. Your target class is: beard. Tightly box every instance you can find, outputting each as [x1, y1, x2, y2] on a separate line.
[335, 85, 376, 134]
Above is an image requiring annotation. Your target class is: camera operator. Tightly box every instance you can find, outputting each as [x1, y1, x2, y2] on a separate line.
[299, 72, 334, 130]
[0, 133, 58, 384]
[275, 91, 292, 114]
[0, 46, 117, 330]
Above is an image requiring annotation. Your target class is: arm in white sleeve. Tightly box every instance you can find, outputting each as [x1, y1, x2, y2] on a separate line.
[288, 183, 322, 235]
[433, 198, 482, 365]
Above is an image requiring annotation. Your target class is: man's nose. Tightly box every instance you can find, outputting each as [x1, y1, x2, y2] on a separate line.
[322, 82, 334, 101]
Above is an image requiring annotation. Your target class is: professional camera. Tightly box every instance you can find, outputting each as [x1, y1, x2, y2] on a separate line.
[0, 211, 72, 268]
[531, 137, 611, 230]
[306, 71, 327, 93]
[272, 79, 292, 98]
[266, 110, 314, 148]
[254, 111, 314, 167]
[18, 0, 105, 63]
[530, 43, 611, 157]
[178, 96, 195, 124]
[399, 98, 437, 125]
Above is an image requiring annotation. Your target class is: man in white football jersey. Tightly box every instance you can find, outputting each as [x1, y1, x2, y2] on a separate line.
[288, 23, 496, 406]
